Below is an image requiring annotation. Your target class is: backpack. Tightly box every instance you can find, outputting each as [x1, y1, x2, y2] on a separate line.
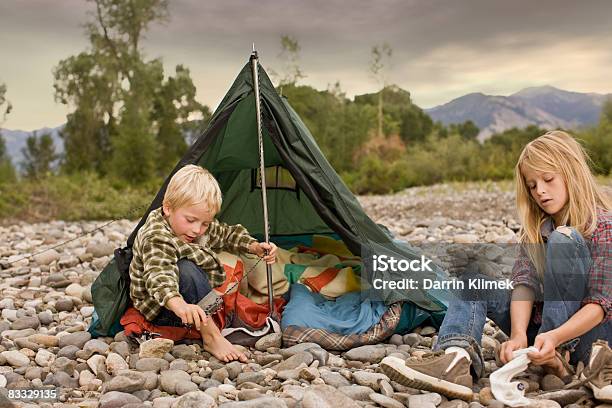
[88, 248, 133, 338]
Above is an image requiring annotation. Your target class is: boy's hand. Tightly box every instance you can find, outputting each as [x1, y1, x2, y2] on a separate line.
[499, 332, 528, 364]
[166, 296, 208, 330]
[249, 242, 278, 264]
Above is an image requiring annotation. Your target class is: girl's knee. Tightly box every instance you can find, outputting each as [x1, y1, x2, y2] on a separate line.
[177, 259, 201, 280]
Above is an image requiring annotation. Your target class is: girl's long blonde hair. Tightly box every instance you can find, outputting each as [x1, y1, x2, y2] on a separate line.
[515, 130, 611, 277]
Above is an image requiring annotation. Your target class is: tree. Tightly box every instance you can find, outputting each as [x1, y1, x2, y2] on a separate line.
[275, 35, 306, 88]
[21, 132, 58, 179]
[0, 83, 16, 183]
[369, 43, 392, 138]
[53, 0, 207, 182]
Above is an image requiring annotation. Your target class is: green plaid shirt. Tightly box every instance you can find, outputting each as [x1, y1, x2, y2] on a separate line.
[129, 207, 257, 321]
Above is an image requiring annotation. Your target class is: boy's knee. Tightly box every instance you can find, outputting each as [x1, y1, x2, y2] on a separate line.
[177, 259, 200, 278]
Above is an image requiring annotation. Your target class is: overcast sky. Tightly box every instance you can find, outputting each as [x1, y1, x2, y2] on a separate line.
[2, 0, 612, 130]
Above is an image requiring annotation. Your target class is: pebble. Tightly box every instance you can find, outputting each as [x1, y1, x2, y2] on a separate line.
[140, 338, 174, 358]
[344, 345, 386, 363]
[99, 391, 142, 408]
[58, 331, 91, 348]
[255, 332, 283, 351]
[1, 350, 30, 367]
[541, 374, 565, 391]
[0, 184, 600, 407]
[370, 393, 405, 408]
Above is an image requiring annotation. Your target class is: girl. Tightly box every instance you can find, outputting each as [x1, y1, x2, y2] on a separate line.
[381, 130, 612, 401]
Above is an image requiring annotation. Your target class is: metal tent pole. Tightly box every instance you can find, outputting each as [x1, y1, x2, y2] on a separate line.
[250, 48, 275, 314]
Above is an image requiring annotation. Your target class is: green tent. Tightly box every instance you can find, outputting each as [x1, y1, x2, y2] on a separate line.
[91, 54, 449, 337]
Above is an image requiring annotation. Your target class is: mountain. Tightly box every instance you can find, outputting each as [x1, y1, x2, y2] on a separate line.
[425, 86, 612, 140]
[0, 125, 64, 168]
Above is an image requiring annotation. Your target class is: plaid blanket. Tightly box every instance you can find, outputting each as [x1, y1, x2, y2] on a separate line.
[282, 302, 402, 350]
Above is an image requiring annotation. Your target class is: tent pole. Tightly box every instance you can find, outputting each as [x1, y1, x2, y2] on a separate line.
[250, 49, 275, 315]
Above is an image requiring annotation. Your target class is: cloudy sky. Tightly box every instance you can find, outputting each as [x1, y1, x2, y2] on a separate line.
[2, 0, 612, 130]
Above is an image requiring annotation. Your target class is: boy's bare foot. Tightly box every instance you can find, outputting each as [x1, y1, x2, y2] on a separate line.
[203, 333, 247, 363]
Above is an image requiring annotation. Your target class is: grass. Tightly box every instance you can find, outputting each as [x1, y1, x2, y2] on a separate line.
[1, 174, 610, 223]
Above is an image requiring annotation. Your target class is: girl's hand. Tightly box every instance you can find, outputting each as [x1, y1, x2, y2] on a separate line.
[250, 242, 278, 264]
[166, 296, 208, 330]
[499, 333, 528, 364]
[527, 332, 559, 365]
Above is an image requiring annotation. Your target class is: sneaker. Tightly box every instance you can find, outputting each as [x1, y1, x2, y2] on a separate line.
[582, 340, 612, 402]
[380, 352, 474, 401]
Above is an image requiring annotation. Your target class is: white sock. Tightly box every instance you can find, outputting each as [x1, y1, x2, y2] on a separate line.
[445, 346, 471, 373]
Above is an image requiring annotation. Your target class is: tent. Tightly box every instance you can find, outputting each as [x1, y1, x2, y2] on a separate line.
[92, 53, 449, 337]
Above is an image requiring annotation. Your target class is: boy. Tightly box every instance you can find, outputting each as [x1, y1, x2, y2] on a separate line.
[129, 165, 277, 362]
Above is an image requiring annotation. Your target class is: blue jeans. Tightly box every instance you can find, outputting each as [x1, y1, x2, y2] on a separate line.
[434, 227, 612, 378]
[151, 259, 212, 327]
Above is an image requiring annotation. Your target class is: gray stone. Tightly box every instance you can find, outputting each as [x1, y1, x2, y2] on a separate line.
[344, 345, 386, 363]
[254, 332, 283, 351]
[105, 371, 147, 393]
[338, 385, 376, 401]
[211, 367, 229, 383]
[110, 341, 130, 359]
[11, 316, 40, 330]
[136, 357, 169, 373]
[169, 359, 190, 371]
[171, 344, 197, 360]
[402, 333, 421, 346]
[321, 370, 351, 388]
[303, 384, 361, 408]
[160, 369, 192, 394]
[57, 345, 80, 359]
[225, 361, 242, 380]
[369, 393, 404, 408]
[237, 371, 266, 385]
[540, 374, 565, 391]
[175, 380, 199, 395]
[533, 390, 587, 406]
[389, 334, 404, 346]
[351, 371, 389, 391]
[48, 371, 79, 388]
[409, 393, 443, 407]
[274, 352, 313, 371]
[171, 391, 216, 408]
[99, 391, 142, 408]
[308, 347, 329, 366]
[1, 350, 30, 367]
[58, 331, 91, 349]
[55, 298, 74, 312]
[221, 397, 288, 407]
[51, 356, 77, 375]
[279, 343, 321, 358]
[439, 400, 470, 408]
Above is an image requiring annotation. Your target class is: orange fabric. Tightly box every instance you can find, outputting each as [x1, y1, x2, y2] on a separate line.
[120, 256, 284, 342]
[302, 267, 340, 293]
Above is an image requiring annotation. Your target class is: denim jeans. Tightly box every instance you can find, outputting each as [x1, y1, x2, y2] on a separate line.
[151, 259, 212, 327]
[433, 227, 612, 378]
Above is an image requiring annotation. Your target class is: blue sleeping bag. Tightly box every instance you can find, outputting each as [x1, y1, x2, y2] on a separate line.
[281, 283, 388, 335]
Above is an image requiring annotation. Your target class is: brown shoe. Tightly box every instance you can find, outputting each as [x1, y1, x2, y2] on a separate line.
[582, 340, 612, 402]
[380, 352, 473, 401]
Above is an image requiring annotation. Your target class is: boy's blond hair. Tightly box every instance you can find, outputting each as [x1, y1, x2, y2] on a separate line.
[163, 165, 222, 213]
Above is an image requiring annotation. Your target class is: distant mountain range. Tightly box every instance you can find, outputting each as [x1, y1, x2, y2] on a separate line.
[1, 126, 64, 168]
[2, 86, 611, 166]
[425, 85, 612, 140]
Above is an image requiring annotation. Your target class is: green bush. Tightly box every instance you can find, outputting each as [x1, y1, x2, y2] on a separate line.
[0, 172, 160, 221]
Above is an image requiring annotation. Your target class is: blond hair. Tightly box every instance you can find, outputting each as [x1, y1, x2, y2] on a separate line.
[163, 165, 222, 213]
[515, 130, 611, 277]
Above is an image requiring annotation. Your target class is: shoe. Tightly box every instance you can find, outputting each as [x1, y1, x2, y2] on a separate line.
[380, 352, 474, 401]
[582, 339, 612, 402]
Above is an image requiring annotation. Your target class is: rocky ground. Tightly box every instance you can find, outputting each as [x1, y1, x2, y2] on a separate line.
[0, 182, 605, 408]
